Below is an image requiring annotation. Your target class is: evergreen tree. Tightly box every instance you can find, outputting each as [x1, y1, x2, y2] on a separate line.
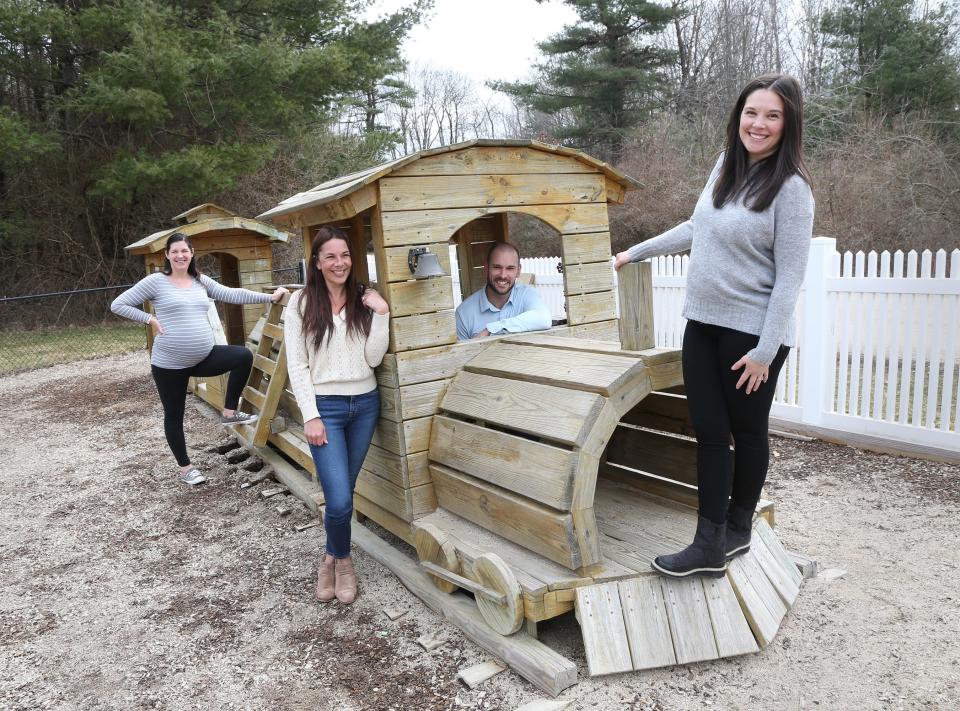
[820, 0, 960, 118]
[0, 0, 424, 278]
[493, 0, 678, 162]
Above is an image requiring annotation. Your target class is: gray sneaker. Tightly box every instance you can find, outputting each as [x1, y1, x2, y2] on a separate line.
[222, 411, 259, 426]
[180, 468, 207, 485]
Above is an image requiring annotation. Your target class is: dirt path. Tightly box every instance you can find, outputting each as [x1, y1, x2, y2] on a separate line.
[1, 352, 958, 711]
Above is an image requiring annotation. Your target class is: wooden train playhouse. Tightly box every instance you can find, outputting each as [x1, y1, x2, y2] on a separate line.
[158, 141, 806, 696]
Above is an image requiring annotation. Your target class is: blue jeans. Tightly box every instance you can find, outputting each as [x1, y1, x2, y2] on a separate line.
[308, 389, 380, 558]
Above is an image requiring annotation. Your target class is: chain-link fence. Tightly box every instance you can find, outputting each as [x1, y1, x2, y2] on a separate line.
[0, 267, 300, 376]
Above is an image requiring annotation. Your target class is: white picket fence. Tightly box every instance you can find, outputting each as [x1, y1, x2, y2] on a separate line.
[370, 239, 960, 452]
[648, 238, 960, 453]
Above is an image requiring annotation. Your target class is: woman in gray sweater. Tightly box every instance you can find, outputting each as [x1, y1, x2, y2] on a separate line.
[112, 233, 288, 485]
[615, 74, 815, 578]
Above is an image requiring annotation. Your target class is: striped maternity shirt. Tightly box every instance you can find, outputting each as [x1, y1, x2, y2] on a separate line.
[111, 273, 273, 369]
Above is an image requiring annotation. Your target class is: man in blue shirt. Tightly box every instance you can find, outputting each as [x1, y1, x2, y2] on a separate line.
[455, 242, 552, 340]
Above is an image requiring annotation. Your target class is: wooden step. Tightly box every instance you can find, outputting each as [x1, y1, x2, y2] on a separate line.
[254, 353, 277, 375]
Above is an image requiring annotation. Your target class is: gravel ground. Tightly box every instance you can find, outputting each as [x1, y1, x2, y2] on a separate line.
[1, 351, 958, 711]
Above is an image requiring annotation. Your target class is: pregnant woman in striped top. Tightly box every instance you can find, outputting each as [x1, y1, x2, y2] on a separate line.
[112, 232, 289, 485]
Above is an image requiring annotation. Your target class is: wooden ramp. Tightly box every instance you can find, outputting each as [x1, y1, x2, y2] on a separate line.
[575, 517, 802, 676]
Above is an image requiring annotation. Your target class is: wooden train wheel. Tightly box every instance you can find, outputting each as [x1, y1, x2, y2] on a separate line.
[473, 553, 523, 635]
[413, 522, 459, 593]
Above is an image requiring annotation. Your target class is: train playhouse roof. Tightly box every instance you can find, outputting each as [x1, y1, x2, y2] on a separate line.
[257, 139, 641, 228]
[125, 204, 289, 256]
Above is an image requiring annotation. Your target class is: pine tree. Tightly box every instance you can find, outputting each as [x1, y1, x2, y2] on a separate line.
[493, 0, 678, 162]
[0, 0, 424, 270]
[820, 0, 960, 118]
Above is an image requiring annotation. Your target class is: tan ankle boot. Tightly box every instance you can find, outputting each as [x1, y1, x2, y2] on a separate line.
[315, 554, 335, 602]
[334, 556, 358, 604]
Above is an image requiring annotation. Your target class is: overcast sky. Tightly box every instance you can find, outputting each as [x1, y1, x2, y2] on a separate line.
[365, 0, 579, 85]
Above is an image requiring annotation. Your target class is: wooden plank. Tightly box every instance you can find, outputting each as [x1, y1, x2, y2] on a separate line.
[604, 426, 699, 487]
[268, 429, 315, 474]
[242, 385, 266, 412]
[379, 173, 605, 212]
[561, 232, 611, 265]
[283, 183, 378, 228]
[566, 290, 617, 326]
[350, 523, 578, 697]
[391, 146, 598, 177]
[380, 203, 610, 246]
[439, 371, 605, 447]
[384, 277, 455, 317]
[727, 554, 782, 647]
[564, 319, 620, 342]
[621, 392, 695, 438]
[430, 463, 588, 570]
[390, 311, 457, 353]
[371, 415, 432, 456]
[501, 335, 673, 360]
[409, 481, 438, 518]
[354, 494, 413, 544]
[430, 416, 577, 511]
[598, 462, 699, 510]
[605, 176, 626, 204]
[262, 321, 284, 341]
[237, 257, 271, 272]
[738, 549, 788, 622]
[617, 577, 677, 670]
[383, 243, 452, 283]
[363, 444, 431, 488]
[575, 583, 633, 676]
[403, 416, 433, 454]
[661, 577, 720, 664]
[356, 468, 410, 520]
[376, 353, 399, 388]
[379, 385, 403, 422]
[563, 261, 614, 296]
[253, 354, 277, 376]
[240, 270, 273, 287]
[464, 342, 644, 398]
[753, 518, 804, 589]
[703, 576, 760, 657]
[394, 338, 491, 385]
[371, 417, 404, 456]
[356, 469, 434, 521]
[617, 261, 654, 351]
[750, 527, 801, 608]
[400, 379, 448, 419]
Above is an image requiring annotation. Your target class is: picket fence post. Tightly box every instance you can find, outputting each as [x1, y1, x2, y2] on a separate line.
[799, 237, 836, 426]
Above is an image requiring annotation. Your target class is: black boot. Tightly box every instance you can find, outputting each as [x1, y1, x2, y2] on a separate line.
[725, 503, 754, 561]
[652, 516, 727, 578]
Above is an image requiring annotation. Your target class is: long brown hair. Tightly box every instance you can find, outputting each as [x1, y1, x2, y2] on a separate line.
[713, 73, 812, 212]
[299, 225, 372, 349]
[161, 232, 201, 279]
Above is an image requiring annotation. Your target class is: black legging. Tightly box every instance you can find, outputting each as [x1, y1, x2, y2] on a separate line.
[681, 320, 789, 525]
[151, 345, 254, 466]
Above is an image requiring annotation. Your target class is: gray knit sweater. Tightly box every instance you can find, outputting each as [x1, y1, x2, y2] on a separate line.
[627, 156, 815, 365]
[111, 272, 273, 369]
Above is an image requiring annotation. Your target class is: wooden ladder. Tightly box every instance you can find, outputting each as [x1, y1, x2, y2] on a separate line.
[236, 293, 291, 447]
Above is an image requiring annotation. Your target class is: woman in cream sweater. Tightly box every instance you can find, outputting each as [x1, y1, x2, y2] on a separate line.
[285, 226, 390, 604]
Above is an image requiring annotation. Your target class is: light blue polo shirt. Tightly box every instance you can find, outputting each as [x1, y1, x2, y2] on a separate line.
[455, 282, 552, 340]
